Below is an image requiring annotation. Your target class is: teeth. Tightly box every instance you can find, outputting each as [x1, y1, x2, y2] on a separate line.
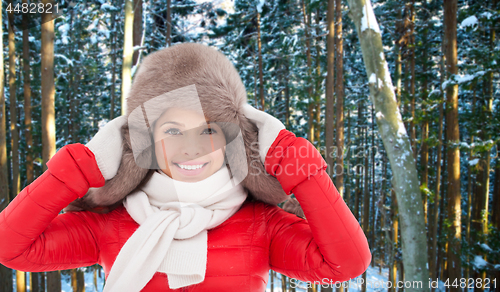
[177, 163, 205, 170]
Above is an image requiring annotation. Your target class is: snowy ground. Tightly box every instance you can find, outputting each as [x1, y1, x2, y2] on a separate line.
[13, 265, 450, 292]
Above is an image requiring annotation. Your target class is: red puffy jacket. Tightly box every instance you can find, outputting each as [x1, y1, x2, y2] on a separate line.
[0, 130, 371, 291]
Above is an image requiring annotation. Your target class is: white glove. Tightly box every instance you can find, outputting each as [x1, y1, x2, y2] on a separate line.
[86, 115, 127, 180]
[242, 104, 286, 164]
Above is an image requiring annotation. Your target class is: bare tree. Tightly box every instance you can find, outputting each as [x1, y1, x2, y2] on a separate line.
[256, 8, 264, 110]
[335, 0, 345, 198]
[325, 0, 335, 180]
[301, 0, 314, 143]
[133, 0, 143, 66]
[345, 0, 430, 290]
[0, 0, 13, 287]
[444, 1, 461, 290]
[122, 0, 134, 115]
[41, 0, 59, 289]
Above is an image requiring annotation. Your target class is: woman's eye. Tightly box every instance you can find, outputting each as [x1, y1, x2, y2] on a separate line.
[203, 128, 217, 135]
[164, 128, 181, 135]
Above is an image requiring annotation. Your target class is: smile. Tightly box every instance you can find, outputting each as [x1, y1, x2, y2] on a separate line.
[174, 162, 209, 170]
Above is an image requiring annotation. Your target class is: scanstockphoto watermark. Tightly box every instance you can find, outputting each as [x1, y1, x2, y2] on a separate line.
[289, 278, 425, 289]
[249, 142, 380, 161]
[248, 143, 381, 177]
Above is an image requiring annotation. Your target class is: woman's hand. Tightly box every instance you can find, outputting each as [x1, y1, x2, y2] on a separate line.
[241, 104, 285, 165]
[85, 115, 127, 180]
[243, 104, 326, 195]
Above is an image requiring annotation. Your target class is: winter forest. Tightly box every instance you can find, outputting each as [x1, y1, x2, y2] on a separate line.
[0, 0, 499, 291]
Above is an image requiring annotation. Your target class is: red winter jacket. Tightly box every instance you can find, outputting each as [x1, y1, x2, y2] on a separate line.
[0, 130, 371, 291]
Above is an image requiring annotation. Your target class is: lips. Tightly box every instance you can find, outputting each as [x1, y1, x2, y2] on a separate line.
[174, 161, 208, 166]
[173, 162, 209, 176]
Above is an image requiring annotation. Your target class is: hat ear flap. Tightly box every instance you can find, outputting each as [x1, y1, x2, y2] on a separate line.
[239, 116, 288, 205]
[64, 124, 151, 213]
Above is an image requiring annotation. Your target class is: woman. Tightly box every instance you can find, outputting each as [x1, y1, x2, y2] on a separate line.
[0, 43, 370, 291]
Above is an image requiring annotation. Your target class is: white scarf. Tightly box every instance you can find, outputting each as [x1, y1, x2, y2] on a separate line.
[103, 166, 248, 292]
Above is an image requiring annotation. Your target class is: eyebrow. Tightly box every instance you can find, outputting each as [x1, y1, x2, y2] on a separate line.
[160, 121, 212, 127]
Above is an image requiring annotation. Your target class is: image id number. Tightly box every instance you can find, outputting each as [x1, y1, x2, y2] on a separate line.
[444, 278, 497, 289]
[6, 2, 59, 14]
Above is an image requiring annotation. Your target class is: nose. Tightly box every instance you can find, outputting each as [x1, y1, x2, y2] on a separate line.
[180, 130, 209, 157]
[182, 143, 202, 157]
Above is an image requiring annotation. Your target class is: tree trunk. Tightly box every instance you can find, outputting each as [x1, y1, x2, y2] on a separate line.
[429, 88, 444, 290]
[23, 0, 33, 187]
[41, 0, 56, 171]
[41, 2, 59, 289]
[491, 0, 499, 233]
[355, 101, 363, 221]
[437, 128, 448, 281]
[257, 10, 264, 110]
[493, 160, 500, 291]
[110, 10, 117, 120]
[345, 109, 351, 209]
[31, 272, 40, 292]
[65, 6, 74, 143]
[132, 0, 143, 66]
[166, 0, 172, 46]
[40, 272, 46, 292]
[465, 88, 476, 282]
[335, 0, 344, 198]
[494, 154, 500, 230]
[71, 269, 85, 291]
[77, 269, 85, 292]
[346, 1, 430, 290]
[325, 0, 335, 178]
[46, 271, 60, 292]
[361, 127, 369, 292]
[94, 266, 98, 291]
[122, 0, 134, 115]
[71, 269, 77, 291]
[301, 0, 314, 143]
[409, 0, 416, 159]
[17, 272, 26, 292]
[433, 34, 447, 288]
[22, 12, 38, 289]
[394, 8, 402, 108]
[0, 1, 12, 288]
[270, 270, 274, 292]
[281, 274, 287, 292]
[254, 53, 258, 106]
[370, 108, 376, 266]
[8, 0, 20, 200]
[7, 12, 24, 288]
[474, 7, 495, 289]
[420, 0, 429, 239]
[444, 1, 462, 289]
[389, 189, 398, 292]
[379, 156, 388, 273]
[285, 61, 290, 128]
[314, 8, 321, 147]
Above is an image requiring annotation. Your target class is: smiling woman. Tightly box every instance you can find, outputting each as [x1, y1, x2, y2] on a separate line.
[152, 107, 227, 182]
[0, 43, 371, 292]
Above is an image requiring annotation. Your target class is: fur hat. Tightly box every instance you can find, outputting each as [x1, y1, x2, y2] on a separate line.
[65, 43, 289, 213]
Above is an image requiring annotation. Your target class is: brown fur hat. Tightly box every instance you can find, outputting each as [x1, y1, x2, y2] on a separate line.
[65, 43, 289, 213]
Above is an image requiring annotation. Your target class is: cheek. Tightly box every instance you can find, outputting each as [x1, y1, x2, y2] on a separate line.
[211, 137, 226, 152]
[209, 148, 226, 167]
[155, 140, 176, 167]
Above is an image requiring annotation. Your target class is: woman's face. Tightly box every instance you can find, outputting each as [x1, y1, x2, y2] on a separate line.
[153, 107, 227, 182]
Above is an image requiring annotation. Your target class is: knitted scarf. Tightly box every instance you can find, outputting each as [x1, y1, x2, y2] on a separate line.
[103, 165, 248, 292]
